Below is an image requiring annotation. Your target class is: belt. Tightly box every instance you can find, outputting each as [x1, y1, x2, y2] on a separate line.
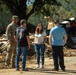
[35, 42, 44, 44]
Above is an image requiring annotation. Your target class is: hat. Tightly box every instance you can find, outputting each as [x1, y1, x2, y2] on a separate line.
[20, 19, 26, 25]
[54, 19, 60, 24]
[12, 15, 18, 19]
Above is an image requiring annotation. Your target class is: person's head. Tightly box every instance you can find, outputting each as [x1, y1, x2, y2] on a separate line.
[12, 15, 19, 24]
[20, 19, 26, 27]
[54, 20, 60, 26]
[35, 23, 43, 34]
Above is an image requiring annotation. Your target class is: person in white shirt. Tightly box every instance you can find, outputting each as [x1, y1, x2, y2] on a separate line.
[34, 23, 46, 68]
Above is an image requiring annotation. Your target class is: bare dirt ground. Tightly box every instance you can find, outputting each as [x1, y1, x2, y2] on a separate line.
[0, 56, 76, 75]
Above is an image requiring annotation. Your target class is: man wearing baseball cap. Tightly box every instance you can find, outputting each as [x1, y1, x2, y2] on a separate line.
[49, 19, 67, 71]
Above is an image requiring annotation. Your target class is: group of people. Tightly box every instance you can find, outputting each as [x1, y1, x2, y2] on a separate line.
[5, 15, 67, 71]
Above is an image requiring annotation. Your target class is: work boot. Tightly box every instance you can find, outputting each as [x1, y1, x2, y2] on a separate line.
[11, 65, 15, 68]
[52, 68, 59, 71]
[22, 68, 29, 71]
[5, 62, 10, 66]
[16, 68, 19, 71]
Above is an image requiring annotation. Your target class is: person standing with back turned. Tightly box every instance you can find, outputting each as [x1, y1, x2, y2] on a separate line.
[5, 15, 19, 68]
[49, 20, 67, 71]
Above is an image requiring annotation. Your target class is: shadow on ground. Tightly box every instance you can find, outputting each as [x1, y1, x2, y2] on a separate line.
[21, 68, 76, 74]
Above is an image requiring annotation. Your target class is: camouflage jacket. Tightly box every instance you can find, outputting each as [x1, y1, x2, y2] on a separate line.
[6, 23, 18, 42]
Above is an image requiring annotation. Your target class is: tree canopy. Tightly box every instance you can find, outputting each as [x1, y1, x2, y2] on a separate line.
[0, 0, 76, 34]
[0, 0, 61, 20]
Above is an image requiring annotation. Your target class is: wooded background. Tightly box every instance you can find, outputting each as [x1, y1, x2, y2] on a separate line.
[0, 0, 76, 34]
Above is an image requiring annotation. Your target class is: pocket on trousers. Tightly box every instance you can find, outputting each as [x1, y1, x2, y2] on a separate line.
[41, 44, 46, 52]
[34, 44, 38, 52]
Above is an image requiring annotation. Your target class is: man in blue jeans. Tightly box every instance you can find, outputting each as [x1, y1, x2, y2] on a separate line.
[14, 20, 30, 71]
[49, 20, 67, 71]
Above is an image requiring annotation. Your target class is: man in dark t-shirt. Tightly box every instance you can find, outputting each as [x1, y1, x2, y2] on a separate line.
[14, 20, 30, 71]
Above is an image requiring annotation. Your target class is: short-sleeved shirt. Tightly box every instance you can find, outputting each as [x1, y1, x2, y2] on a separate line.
[34, 30, 46, 44]
[50, 26, 66, 46]
[15, 26, 29, 47]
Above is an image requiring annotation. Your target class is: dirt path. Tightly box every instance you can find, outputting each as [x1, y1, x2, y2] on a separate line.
[0, 57, 76, 75]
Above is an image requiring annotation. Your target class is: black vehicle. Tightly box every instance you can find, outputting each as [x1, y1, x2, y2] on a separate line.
[61, 20, 76, 48]
[46, 19, 76, 49]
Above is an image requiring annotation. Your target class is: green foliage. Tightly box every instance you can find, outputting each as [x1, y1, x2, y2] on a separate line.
[56, 0, 76, 19]
[27, 0, 76, 26]
[0, 0, 76, 31]
[0, 4, 12, 31]
[28, 14, 48, 27]
[0, 0, 60, 20]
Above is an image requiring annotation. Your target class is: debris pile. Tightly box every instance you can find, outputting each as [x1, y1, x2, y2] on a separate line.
[0, 34, 76, 61]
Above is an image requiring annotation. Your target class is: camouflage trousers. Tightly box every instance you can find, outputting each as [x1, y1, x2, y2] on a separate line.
[5, 41, 16, 68]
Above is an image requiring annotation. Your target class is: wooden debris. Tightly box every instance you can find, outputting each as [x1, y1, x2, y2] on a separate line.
[0, 34, 76, 58]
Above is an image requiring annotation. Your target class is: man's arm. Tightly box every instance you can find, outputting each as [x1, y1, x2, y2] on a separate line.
[26, 36, 30, 49]
[14, 35, 18, 42]
[6, 26, 11, 40]
[64, 34, 67, 45]
[49, 34, 52, 46]
[14, 30, 18, 42]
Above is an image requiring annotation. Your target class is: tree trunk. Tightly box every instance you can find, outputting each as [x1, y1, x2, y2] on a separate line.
[13, 7, 36, 33]
[13, 6, 28, 21]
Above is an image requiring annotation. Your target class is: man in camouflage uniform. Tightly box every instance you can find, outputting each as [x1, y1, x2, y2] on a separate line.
[5, 15, 19, 68]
